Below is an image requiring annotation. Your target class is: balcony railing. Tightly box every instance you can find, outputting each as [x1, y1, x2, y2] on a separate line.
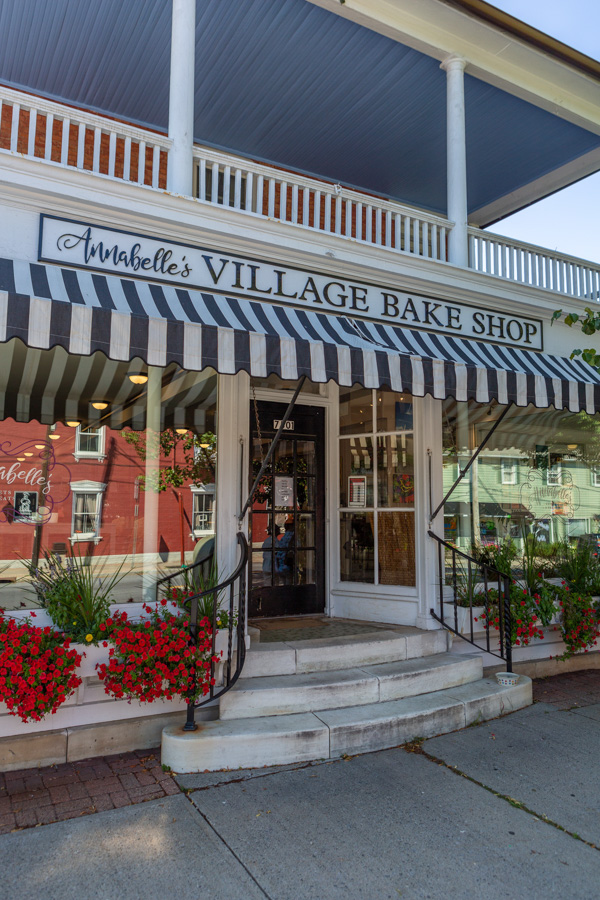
[469, 227, 600, 302]
[0, 85, 169, 188]
[192, 146, 450, 262]
[2, 84, 599, 300]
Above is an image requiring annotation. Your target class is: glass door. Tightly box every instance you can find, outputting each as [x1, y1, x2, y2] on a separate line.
[249, 401, 325, 617]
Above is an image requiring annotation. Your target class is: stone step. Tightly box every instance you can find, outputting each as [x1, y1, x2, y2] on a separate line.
[220, 652, 482, 719]
[161, 676, 533, 773]
[242, 628, 451, 678]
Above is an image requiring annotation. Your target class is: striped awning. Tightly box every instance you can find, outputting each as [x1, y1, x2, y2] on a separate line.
[2, 256, 600, 413]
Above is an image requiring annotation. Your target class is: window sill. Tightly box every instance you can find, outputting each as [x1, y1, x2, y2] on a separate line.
[73, 454, 106, 463]
[70, 534, 103, 545]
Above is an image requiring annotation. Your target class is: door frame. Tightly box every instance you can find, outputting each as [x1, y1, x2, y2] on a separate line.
[248, 398, 326, 618]
[248, 383, 336, 618]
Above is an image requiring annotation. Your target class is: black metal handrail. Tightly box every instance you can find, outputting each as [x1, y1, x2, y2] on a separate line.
[428, 531, 513, 672]
[155, 542, 215, 599]
[172, 532, 248, 731]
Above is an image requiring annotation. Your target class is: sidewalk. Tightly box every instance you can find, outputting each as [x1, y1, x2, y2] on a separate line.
[0, 670, 599, 899]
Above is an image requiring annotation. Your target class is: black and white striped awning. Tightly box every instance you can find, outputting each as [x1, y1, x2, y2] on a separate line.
[2, 256, 600, 413]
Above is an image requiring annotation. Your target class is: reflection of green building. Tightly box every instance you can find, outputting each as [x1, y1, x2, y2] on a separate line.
[443, 404, 600, 548]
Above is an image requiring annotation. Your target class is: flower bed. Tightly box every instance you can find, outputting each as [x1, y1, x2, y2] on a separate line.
[0, 613, 82, 723]
[96, 603, 220, 704]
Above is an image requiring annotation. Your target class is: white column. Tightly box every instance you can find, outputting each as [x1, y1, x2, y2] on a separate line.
[441, 55, 468, 267]
[167, 0, 196, 196]
[142, 365, 162, 601]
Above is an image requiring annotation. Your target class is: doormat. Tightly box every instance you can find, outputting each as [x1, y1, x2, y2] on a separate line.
[250, 618, 388, 643]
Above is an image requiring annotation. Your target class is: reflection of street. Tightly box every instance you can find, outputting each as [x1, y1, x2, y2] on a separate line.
[0, 571, 147, 610]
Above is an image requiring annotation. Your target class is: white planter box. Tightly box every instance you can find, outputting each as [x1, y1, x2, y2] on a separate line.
[71, 642, 108, 678]
[442, 604, 486, 634]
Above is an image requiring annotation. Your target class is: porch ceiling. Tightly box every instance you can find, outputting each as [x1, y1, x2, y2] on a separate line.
[1, 0, 599, 221]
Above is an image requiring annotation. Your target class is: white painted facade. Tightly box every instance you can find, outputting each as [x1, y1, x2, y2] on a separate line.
[0, 0, 599, 749]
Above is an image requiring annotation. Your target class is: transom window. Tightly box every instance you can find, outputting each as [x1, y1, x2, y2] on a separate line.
[339, 387, 415, 586]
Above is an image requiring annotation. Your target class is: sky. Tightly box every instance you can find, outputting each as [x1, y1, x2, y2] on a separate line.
[484, 1, 600, 263]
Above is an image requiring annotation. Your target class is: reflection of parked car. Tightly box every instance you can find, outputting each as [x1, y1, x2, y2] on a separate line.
[576, 534, 600, 553]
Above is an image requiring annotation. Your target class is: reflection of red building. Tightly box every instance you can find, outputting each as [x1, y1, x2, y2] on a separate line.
[0, 420, 211, 573]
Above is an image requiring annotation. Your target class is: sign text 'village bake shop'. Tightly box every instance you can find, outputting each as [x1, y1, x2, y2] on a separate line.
[39, 215, 543, 349]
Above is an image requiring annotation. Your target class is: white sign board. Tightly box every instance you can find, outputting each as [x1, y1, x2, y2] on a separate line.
[39, 215, 544, 349]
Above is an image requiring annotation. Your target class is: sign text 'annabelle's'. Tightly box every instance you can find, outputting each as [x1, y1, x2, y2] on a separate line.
[39, 216, 543, 349]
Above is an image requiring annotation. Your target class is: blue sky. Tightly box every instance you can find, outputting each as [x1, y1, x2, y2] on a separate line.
[486, 1, 600, 263]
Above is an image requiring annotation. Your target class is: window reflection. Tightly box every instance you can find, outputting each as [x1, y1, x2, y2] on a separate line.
[0, 340, 218, 609]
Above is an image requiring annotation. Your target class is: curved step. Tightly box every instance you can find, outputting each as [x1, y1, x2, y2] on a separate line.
[220, 653, 482, 719]
[242, 628, 451, 679]
[162, 676, 533, 773]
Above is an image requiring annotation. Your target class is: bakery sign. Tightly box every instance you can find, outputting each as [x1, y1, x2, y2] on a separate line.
[39, 215, 543, 349]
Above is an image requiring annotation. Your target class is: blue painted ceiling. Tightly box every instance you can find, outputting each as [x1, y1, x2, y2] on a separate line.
[1, 0, 598, 219]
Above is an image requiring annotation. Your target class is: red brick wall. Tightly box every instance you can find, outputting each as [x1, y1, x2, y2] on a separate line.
[0, 420, 203, 565]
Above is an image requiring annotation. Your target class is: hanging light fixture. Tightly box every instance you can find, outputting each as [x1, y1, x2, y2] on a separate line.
[92, 401, 109, 410]
[175, 428, 188, 435]
[23, 452, 33, 457]
[49, 434, 61, 440]
[200, 442, 210, 449]
[16, 457, 25, 462]
[34, 444, 46, 449]
[66, 421, 80, 427]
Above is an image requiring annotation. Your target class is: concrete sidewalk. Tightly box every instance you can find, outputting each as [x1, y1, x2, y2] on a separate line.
[1, 671, 600, 899]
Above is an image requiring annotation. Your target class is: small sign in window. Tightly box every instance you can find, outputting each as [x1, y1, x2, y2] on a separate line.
[13, 491, 38, 521]
[273, 420, 294, 431]
[274, 476, 294, 508]
[348, 476, 367, 508]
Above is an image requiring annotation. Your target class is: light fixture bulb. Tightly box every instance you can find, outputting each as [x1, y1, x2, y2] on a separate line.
[175, 428, 188, 435]
[200, 443, 210, 449]
[128, 373, 148, 385]
[567, 444, 578, 451]
[23, 452, 33, 457]
[49, 434, 60, 440]
[16, 457, 25, 462]
[92, 401, 108, 410]
[34, 444, 46, 449]
[66, 421, 80, 428]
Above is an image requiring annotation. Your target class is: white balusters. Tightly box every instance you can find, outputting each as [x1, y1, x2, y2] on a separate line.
[76, 123, 85, 169]
[44, 112, 53, 160]
[10, 103, 19, 152]
[137, 140, 146, 184]
[27, 108, 37, 156]
[60, 118, 70, 165]
[123, 136, 132, 181]
[108, 131, 117, 178]
[92, 127, 101, 173]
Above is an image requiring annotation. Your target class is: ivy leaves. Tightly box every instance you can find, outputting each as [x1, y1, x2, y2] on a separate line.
[552, 308, 600, 370]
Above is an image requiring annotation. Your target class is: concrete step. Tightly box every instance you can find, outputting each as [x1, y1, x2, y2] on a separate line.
[161, 675, 533, 773]
[242, 628, 451, 678]
[220, 652, 482, 720]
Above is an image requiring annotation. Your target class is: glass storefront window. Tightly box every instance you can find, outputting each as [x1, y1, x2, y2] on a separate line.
[339, 386, 416, 586]
[442, 398, 600, 556]
[0, 340, 218, 609]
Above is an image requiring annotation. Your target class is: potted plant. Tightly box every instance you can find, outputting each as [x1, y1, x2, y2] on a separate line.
[20, 550, 129, 657]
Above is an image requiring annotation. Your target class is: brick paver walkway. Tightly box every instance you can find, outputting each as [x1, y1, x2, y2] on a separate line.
[532, 668, 600, 709]
[0, 748, 179, 834]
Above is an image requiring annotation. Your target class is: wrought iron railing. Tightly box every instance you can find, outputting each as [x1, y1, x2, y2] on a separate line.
[428, 531, 513, 672]
[155, 542, 215, 601]
[169, 532, 248, 731]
